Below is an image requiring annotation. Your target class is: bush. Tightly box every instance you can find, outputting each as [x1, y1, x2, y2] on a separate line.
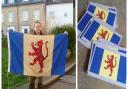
[51, 25, 76, 56]
[2, 37, 8, 48]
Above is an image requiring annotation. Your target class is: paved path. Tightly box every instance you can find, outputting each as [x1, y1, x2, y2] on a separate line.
[78, 0, 126, 89]
[16, 58, 76, 89]
[46, 68, 76, 89]
[16, 68, 76, 89]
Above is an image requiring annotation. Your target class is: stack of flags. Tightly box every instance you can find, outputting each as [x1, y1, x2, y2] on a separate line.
[78, 1, 126, 88]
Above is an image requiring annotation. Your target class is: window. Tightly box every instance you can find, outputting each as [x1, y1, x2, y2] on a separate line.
[23, 0, 29, 2]
[7, 27, 15, 32]
[33, 0, 41, 1]
[64, 12, 68, 17]
[22, 10, 29, 21]
[8, 12, 14, 22]
[9, 0, 14, 4]
[21, 26, 30, 33]
[49, 11, 55, 19]
[34, 10, 40, 21]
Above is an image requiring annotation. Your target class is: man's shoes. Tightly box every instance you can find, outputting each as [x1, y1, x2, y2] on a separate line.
[37, 83, 43, 89]
[29, 83, 35, 89]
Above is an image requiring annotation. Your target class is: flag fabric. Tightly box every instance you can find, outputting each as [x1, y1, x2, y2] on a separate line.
[91, 41, 126, 60]
[79, 18, 122, 48]
[90, 41, 126, 67]
[7, 31, 68, 77]
[98, 38, 126, 54]
[77, 11, 92, 34]
[77, 2, 117, 34]
[88, 42, 126, 88]
[87, 1, 117, 28]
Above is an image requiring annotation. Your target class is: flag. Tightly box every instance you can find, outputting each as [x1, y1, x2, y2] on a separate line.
[79, 18, 122, 48]
[88, 44, 126, 88]
[7, 31, 68, 77]
[87, 1, 117, 28]
[98, 38, 126, 54]
[78, 11, 92, 33]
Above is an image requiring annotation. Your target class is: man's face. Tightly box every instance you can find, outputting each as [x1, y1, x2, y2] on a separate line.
[34, 23, 41, 33]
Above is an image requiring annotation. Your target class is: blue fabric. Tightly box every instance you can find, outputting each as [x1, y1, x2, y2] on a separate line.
[106, 12, 116, 26]
[84, 20, 100, 40]
[90, 47, 104, 74]
[110, 34, 120, 45]
[118, 50, 126, 54]
[51, 34, 68, 76]
[117, 56, 126, 84]
[87, 4, 96, 13]
[8, 31, 68, 76]
[9, 31, 24, 75]
[78, 13, 92, 32]
[109, 8, 116, 11]
[80, 21, 92, 38]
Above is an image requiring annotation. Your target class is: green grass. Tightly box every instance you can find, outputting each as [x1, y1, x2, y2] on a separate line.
[2, 48, 28, 89]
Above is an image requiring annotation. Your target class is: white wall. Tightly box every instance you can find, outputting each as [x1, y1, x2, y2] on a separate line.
[46, 3, 73, 32]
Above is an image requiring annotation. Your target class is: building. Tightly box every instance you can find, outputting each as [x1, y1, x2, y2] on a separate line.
[2, 0, 46, 36]
[46, 0, 73, 33]
[2, 0, 74, 36]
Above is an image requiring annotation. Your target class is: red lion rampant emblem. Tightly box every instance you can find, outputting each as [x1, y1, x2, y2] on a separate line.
[97, 29, 110, 40]
[104, 54, 117, 77]
[96, 10, 106, 20]
[28, 40, 48, 73]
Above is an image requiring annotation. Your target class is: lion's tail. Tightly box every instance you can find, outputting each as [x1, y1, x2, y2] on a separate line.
[114, 58, 117, 68]
[44, 41, 48, 60]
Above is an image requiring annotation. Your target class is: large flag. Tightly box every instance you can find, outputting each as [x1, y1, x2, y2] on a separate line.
[88, 43, 126, 88]
[7, 31, 68, 77]
[79, 18, 122, 48]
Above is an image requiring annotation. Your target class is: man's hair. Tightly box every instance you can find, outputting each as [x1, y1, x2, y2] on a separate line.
[34, 21, 41, 27]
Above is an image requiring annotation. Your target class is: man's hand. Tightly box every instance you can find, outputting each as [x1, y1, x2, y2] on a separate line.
[64, 31, 68, 35]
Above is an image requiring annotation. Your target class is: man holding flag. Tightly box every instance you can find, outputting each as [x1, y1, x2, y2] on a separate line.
[29, 21, 44, 89]
[7, 21, 68, 89]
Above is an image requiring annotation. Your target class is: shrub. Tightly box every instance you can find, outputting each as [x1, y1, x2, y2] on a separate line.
[2, 37, 8, 48]
[51, 25, 76, 56]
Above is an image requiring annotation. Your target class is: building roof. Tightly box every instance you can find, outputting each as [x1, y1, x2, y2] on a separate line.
[2, 0, 46, 7]
[46, 0, 73, 4]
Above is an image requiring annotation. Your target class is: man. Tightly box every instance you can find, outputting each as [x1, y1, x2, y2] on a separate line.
[29, 21, 44, 89]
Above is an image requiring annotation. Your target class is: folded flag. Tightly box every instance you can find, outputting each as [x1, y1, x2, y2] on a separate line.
[98, 38, 126, 54]
[88, 42, 126, 88]
[90, 41, 126, 68]
[78, 3, 117, 33]
[78, 11, 92, 34]
[87, 2, 117, 28]
[7, 31, 68, 77]
[90, 41, 126, 61]
[79, 17, 122, 48]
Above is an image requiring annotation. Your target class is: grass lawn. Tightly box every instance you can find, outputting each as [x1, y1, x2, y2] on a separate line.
[2, 48, 28, 89]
